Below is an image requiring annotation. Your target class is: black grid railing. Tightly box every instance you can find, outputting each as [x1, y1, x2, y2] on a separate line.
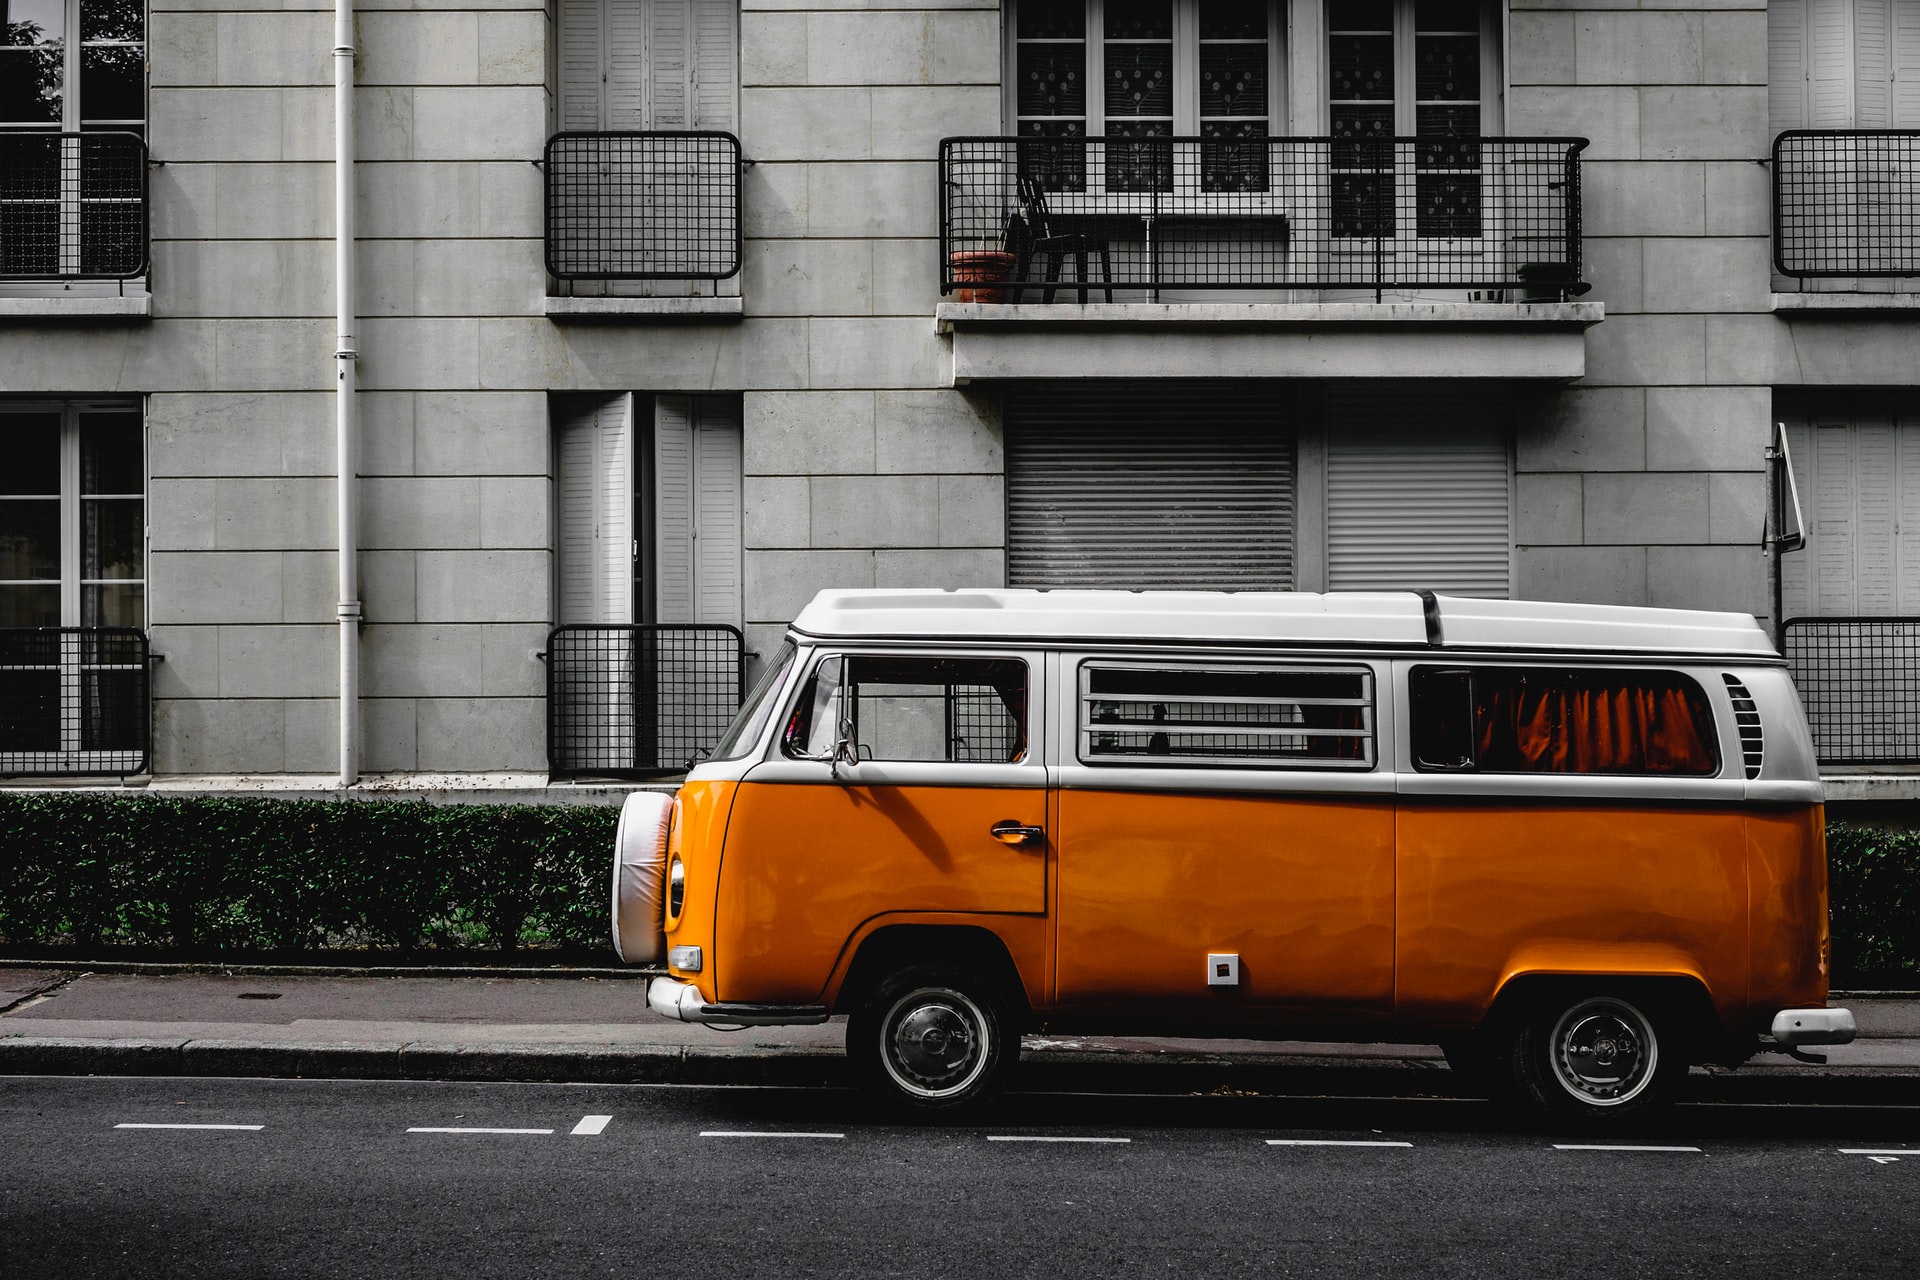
[544, 131, 742, 280]
[1782, 617, 1920, 764]
[0, 627, 150, 777]
[1773, 130, 1920, 277]
[545, 624, 746, 779]
[939, 136, 1588, 300]
[0, 131, 148, 280]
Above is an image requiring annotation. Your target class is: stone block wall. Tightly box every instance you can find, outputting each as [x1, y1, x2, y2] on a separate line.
[1509, 2, 1774, 620]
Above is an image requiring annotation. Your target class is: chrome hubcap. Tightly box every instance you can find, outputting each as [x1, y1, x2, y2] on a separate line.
[1552, 998, 1657, 1106]
[882, 988, 989, 1099]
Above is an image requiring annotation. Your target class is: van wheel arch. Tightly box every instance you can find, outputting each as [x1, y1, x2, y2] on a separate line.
[834, 925, 1033, 1030]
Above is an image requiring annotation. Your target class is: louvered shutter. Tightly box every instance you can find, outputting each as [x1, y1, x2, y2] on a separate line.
[557, 0, 734, 130]
[1005, 383, 1295, 589]
[1811, 0, 1857, 124]
[1784, 402, 1920, 616]
[559, 0, 607, 130]
[1859, 0, 1893, 124]
[692, 0, 739, 131]
[1895, 0, 1920, 123]
[1323, 385, 1512, 598]
[557, 394, 635, 624]
[653, 395, 697, 622]
[692, 399, 744, 630]
[1773, 0, 1811, 134]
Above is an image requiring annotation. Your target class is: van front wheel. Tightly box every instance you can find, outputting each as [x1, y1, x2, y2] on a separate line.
[850, 965, 1013, 1117]
[1508, 993, 1683, 1128]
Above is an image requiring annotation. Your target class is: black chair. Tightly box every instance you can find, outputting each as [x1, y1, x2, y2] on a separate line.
[1007, 178, 1114, 304]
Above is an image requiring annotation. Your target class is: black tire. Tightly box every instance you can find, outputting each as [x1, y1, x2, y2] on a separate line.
[1504, 991, 1686, 1130]
[848, 964, 1015, 1117]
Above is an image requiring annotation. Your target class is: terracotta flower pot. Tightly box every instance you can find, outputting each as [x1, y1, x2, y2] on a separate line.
[949, 250, 1017, 303]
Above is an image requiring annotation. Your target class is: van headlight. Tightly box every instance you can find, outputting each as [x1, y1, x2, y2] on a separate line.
[668, 859, 685, 918]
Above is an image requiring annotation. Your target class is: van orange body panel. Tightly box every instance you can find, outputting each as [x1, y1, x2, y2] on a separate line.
[715, 780, 1048, 1004]
[662, 779, 736, 1000]
[1394, 803, 1751, 1026]
[1053, 790, 1396, 1021]
[1747, 805, 1831, 1021]
[814, 912, 1054, 1015]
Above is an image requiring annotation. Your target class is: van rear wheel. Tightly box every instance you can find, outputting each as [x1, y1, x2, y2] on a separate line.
[1507, 992, 1684, 1129]
[850, 965, 1014, 1117]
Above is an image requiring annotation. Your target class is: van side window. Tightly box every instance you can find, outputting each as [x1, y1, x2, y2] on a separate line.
[782, 656, 1029, 763]
[1410, 666, 1720, 776]
[1079, 663, 1375, 769]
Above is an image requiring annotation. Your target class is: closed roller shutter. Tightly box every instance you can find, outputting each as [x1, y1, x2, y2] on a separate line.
[1325, 384, 1512, 598]
[1005, 383, 1294, 589]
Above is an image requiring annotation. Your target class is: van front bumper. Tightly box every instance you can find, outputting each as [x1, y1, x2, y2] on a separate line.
[646, 976, 832, 1027]
[1770, 1007, 1857, 1046]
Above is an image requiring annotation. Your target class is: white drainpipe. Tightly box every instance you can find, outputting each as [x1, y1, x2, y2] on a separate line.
[334, 0, 362, 786]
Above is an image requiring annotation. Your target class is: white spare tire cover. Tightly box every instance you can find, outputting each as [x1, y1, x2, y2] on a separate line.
[611, 791, 673, 964]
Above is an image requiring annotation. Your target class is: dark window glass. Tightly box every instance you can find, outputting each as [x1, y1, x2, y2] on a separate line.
[7, 413, 62, 495]
[1410, 666, 1721, 777]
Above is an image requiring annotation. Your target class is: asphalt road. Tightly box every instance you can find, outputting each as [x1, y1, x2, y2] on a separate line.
[3, 1076, 1917, 1279]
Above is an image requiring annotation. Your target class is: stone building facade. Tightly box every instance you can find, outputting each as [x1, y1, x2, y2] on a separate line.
[0, 0, 1914, 796]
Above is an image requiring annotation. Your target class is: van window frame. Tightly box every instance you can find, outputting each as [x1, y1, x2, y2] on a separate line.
[778, 649, 1035, 766]
[1407, 662, 1723, 779]
[1074, 658, 1378, 771]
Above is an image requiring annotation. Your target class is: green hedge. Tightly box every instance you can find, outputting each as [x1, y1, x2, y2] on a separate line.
[1827, 823, 1920, 980]
[0, 793, 618, 960]
[1, 795, 1915, 977]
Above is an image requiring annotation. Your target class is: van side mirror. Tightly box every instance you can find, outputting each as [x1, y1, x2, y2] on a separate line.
[830, 712, 859, 779]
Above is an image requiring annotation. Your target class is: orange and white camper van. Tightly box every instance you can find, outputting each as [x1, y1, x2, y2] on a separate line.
[611, 589, 1854, 1126]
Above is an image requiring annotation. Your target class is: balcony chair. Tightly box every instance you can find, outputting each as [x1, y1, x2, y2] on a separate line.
[1006, 177, 1114, 304]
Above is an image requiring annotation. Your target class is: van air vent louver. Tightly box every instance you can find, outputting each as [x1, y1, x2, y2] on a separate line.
[1722, 674, 1764, 780]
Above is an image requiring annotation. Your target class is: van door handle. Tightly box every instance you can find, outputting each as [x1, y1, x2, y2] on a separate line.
[989, 821, 1046, 846]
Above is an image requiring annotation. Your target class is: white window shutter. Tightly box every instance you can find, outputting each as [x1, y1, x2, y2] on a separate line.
[1812, 421, 1861, 613]
[558, 0, 608, 130]
[556, 395, 634, 624]
[1810, 0, 1857, 125]
[1324, 386, 1513, 599]
[647, 0, 692, 128]
[1856, 0, 1893, 125]
[1772, 0, 1811, 135]
[1782, 417, 1814, 617]
[1893, 0, 1920, 124]
[653, 395, 697, 622]
[1852, 414, 1899, 611]
[692, 0, 739, 132]
[607, 0, 649, 128]
[692, 401, 744, 631]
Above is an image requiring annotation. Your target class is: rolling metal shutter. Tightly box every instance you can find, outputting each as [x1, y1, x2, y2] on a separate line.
[1005, 383, 1295, 589]
[1324, 384, 1513, 598]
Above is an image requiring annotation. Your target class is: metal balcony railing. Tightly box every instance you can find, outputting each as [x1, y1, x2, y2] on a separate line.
[545, 624, 746, 779]
[939, 135, 1588, 300]
[544, 131, 742, 281]
[1773, 130, 1920, 277]
[0, 627, 150, 777]
[1782, 617, 1920, 765]
[0, 131, 148, 281]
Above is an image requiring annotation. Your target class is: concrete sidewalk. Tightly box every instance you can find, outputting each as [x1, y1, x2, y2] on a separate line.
[3, 967, 1917, 1103]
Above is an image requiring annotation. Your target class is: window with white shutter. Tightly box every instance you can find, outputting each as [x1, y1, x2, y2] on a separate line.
[557, 0, 737, 132]
[1780, 394, 1920, 616]
[1770, 0, 1920, 133]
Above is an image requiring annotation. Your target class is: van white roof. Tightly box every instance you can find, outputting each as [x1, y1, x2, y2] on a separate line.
[788, 589, 1778, 658]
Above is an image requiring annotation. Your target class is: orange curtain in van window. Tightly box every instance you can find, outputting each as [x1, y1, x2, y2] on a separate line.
[1474, 672, 1717, 776]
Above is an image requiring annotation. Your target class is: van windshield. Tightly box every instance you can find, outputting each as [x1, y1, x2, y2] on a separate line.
[708, 641, 798, 761]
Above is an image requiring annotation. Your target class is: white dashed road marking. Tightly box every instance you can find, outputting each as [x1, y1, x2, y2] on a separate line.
[407, 1127, 554, 1135]
[1267, 1139, 1412, 1148]
[700, 1131, 845, 1139]
[114, 1123, 263, 1131]
[988, 1135, 1131, 1144]
[571, 1115, 613, 1135]
[1839, 1149, 1911, 1155]
[1553, 1144, 1701, 1153]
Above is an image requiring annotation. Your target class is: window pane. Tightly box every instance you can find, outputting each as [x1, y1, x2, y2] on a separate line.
[1017, 0, 1083, 40]
[1465, 669, 1720, 776]
[82, 498, 141, 578]
[1332, 0, 1392, 31]
[0, 499, 60, 579]
[80, 413, 141, 493]
[0, 584, 59, 626]
[80, 0, 143, 43]
[5, 412, 62, 495]
[1200, 45, 1266, 118]
[0, 46, 64, 123]
[1415, 34, 1478, 101]
[1017, 119, 1087, 191]
[1104, 0, 1171, 40]
[4, 0, 66, 44]
[1018, 42, 1087, 118]
[0, 669, 61, 751]
[1083, 664, 1375, 767]
[1201, 120, 1268, 193]
[82, 580, 143, 627]
[80, 43, 143, 121]
[1200, 0, 1265, 40]
[82, 666, 143, 750]
[1416, 0, 1479, 32]
[849, 657, 1027, 763]
[1104, 41, 1172, 118]
[1330, 33, 1392, 101]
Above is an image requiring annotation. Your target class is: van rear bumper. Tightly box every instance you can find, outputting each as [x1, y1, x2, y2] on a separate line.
[1770, 1007, 1857, 1046]
[647, 976, 832, 1027]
